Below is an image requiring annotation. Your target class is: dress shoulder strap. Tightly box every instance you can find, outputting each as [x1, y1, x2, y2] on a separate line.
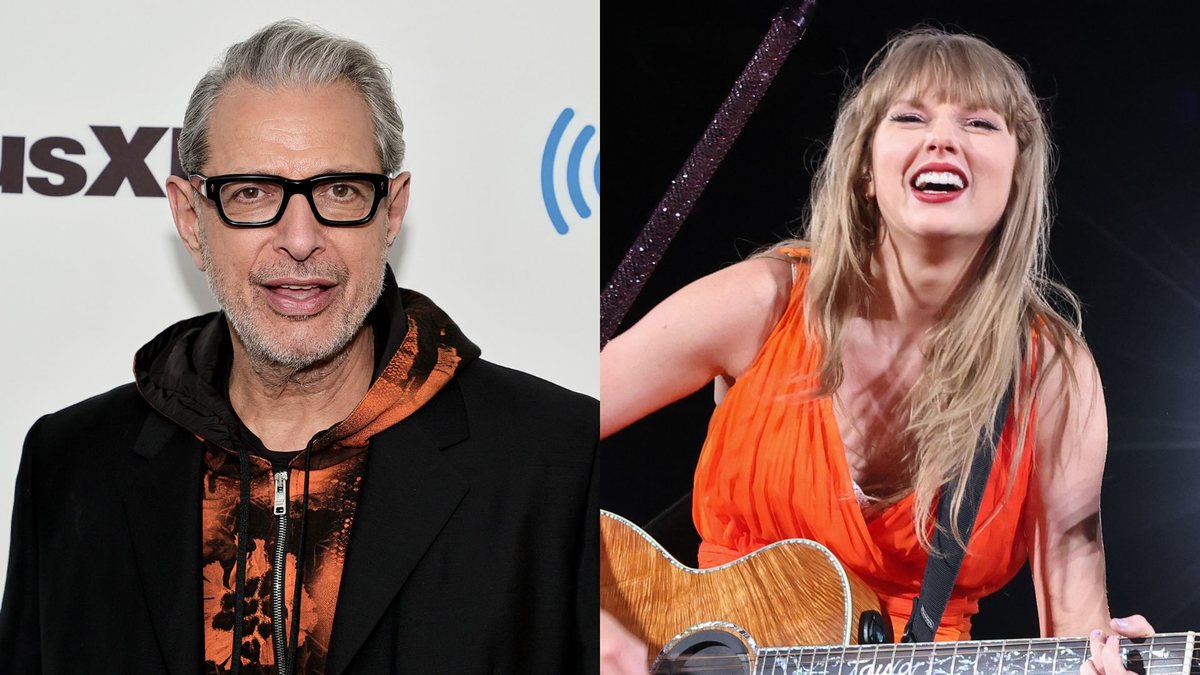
[773, 246, 811, 302]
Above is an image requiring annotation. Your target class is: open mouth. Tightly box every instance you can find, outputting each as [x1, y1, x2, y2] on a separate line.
[911, 169, 967, 194]
[262, 279, 338, 316]
[271, 283, 330, 300]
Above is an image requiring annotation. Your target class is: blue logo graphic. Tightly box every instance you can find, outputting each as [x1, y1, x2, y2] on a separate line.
[541, 108, 599, 235]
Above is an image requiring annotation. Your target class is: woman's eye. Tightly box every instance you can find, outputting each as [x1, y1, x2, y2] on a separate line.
[967, 119, 1001, 131]
[889, 113, 923, 123]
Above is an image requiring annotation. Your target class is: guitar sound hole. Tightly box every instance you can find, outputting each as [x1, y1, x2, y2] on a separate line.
[654, 629, 751, 675]
[1124, 649, 1146, 675]
[858, 609, 891, 644]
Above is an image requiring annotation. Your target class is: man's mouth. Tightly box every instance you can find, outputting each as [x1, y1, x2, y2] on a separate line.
[273, 283, 326, 300]
[262, 280, 337, 316]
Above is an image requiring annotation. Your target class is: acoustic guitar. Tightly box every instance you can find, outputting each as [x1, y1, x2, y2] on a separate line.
[600, 510, 1197, 675]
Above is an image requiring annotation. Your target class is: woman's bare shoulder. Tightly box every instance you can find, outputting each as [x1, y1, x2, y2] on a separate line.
[599, 255, 798, 437]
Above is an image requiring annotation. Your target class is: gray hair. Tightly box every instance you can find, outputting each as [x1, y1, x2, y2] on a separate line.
[178, 19, 405, 175]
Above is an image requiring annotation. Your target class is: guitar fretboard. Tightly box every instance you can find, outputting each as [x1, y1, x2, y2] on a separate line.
[755, 634, 1198, 675]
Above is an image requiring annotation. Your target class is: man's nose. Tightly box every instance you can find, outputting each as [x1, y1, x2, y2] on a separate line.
[272, 193, 325, 261]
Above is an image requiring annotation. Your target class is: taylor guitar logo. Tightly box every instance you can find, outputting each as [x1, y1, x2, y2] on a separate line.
[599, 511, 1198, 675]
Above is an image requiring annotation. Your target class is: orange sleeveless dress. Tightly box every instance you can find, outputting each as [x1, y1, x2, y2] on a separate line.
[693, 252, 1035, 641]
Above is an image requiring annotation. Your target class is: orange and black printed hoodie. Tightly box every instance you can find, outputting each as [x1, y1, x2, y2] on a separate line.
[133, 267, 479, 675]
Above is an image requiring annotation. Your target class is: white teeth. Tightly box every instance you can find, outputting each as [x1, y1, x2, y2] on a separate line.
[280, 284, 317, 290]
[914, 171, 965, 190]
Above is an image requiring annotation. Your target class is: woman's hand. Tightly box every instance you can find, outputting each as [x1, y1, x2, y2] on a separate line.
[601, 608, 649, 675]
[1082, 615, 1155, 675]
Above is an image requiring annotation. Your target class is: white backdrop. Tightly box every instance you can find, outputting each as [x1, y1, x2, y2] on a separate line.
[0, 2, 598, 594]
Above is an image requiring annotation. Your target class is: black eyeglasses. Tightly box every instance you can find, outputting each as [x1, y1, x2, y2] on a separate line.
[190, 173, 391, 227]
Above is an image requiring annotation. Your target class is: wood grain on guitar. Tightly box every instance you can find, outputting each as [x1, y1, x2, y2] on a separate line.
[600, 511, 1200, 675]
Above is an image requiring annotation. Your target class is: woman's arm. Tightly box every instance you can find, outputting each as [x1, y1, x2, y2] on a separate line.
[600, 256, 793, 439]
[1026, 338, 1112, 636]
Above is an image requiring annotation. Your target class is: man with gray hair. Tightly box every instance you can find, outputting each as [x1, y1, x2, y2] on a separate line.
[0, 20, 597, 675]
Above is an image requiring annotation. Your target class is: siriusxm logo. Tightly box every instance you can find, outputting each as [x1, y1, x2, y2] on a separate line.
[541, 108, 599, 235]
[0, 127, 183, 197]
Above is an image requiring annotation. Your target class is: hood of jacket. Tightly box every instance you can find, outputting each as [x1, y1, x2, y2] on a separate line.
[133, 266, 480, 465]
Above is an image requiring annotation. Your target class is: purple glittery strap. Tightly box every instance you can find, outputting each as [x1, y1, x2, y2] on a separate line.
[600, 0, 818, 347]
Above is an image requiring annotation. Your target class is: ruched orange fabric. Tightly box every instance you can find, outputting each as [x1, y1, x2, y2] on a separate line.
[693, 251, 1035, 641]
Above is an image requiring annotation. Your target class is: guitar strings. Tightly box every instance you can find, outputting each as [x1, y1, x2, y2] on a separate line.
[653, 634, 1198, 675]
[655, 655, 1196, 675]
[756, 634, 1194, 657]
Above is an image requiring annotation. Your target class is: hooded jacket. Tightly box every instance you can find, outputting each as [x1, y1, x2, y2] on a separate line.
[0, 273, 599, 674]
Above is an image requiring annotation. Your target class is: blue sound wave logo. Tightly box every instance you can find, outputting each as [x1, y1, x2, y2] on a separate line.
[541, 108, 599, 235]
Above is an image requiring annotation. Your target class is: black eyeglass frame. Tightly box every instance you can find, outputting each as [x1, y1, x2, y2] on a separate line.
[190, 173, 391, 227]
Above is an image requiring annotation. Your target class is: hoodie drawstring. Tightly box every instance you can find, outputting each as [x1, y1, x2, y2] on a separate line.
[230, 441, 252, 673]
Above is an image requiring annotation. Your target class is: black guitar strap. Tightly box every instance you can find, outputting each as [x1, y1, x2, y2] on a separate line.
[902, 380, 1015, 643]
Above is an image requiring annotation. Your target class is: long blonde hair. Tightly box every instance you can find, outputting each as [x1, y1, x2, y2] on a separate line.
[781, 29, 1083, 550]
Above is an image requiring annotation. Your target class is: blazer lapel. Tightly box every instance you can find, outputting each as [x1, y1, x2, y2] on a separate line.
[325, 381, 470, 675]
[122, 411, 203, 675]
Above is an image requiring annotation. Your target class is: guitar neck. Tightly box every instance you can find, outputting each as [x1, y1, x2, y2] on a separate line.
[753, 633, 1198, 675]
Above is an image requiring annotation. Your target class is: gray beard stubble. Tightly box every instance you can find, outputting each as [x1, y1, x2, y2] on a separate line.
[198, 228, 388, 374]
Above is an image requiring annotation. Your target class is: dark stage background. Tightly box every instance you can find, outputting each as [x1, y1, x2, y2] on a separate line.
[601, 1, 1200, 638]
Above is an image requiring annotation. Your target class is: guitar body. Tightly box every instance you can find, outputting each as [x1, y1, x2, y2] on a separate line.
[600, 510, 886, 667]
[603, 510, 1199, 674]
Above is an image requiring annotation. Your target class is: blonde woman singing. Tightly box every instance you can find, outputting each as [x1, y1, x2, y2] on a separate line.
[600, 28, 1149, 674]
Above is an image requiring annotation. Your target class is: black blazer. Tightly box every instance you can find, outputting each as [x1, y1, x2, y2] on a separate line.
[0, 359, 599, 674]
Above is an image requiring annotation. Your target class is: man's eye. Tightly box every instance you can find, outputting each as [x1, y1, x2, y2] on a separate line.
[224, 184, 274, 202]
[320, 182, 369, 202]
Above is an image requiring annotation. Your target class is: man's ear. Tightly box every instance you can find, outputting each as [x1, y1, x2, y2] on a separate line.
[384, 171, 411, 247]
[166, 175, 206, 270]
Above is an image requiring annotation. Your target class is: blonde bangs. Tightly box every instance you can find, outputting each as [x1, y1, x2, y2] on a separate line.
[860, 30, 1040, 149]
